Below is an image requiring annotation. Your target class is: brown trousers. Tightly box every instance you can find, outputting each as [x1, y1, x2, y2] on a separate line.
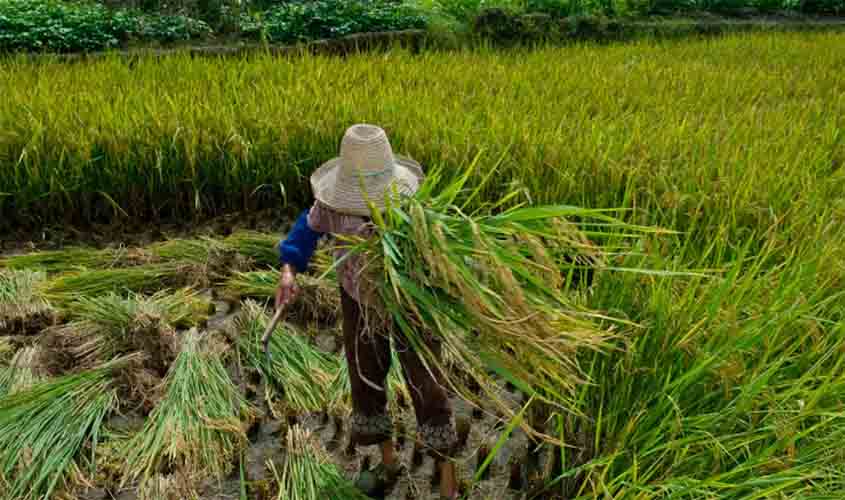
[341, 287, 457, 459]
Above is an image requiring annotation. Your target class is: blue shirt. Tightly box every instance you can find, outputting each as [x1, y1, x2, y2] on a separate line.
[278, 209, 324, 273]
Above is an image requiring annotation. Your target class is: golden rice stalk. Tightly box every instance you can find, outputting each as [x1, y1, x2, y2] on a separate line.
[225, 271, 340, 327]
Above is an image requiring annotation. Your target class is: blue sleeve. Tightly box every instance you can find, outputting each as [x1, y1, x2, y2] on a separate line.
[278, 208, 325, 273]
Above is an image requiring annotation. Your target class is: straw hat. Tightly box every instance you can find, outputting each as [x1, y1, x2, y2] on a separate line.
[310, 124, 424, 216]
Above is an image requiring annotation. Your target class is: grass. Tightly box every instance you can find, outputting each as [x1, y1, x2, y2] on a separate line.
[0, 357, 125, 500]
[122, 329, 255, 490]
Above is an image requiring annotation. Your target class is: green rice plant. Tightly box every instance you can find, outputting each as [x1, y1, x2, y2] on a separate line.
[0, 357, 127, 500]
[0, 270, 55, 335]
[122, 329, 255, 489]
[268, 425, 369, 500]
[38, 263, 201, 305]
[235, 300, 341, 414]
[225, 270, 340, 326]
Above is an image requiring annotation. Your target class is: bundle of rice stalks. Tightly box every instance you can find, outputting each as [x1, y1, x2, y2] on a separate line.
[269, 425, 368, 500]
[41, 290, 212, 389]
[1, 346, 46, 396]
[0, 270, 56, 335]
[351, 166, 661, 434]
[225, 271, 340, 326]
[0, 247, 129, 274]
[0, 356, 127, 500]
[222, 231, 281, 268]
[236, 301, 340, 414]
[123, 329, 255, 488]
[38, 263, 201, 305]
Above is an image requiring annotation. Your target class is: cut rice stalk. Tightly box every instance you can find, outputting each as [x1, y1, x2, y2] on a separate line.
[269, 425, 369, 500]
[123, 329, 255, 488]
[41, 290, 211, 383]
[4, 346, 46, 395]
[0, 356, 128, 500]
[0, 247, 128, 274]
[222, 231, 281, 268]
[38, 263, 201, 305]
[0, 270, 56, 335]
[236, 301, 340, 415]
[226, 271, 340, 327]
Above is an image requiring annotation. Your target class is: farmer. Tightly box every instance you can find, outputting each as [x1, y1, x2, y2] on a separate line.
[275, 124, 460, 499]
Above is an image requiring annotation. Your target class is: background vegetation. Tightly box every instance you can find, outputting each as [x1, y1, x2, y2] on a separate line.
[1, 0, 844, 54]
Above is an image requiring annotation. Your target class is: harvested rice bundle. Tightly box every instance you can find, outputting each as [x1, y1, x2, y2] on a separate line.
[123, 329, 255, 489]
[351, 167, 657, 428]
[236, 301, 340, 414]
[0, 270, 56, 335]
[3, 346, 47, 395]
[38, 263, 201, 305]
[0, 247, 128, 274]
[222, 230, 281, 268]
[0, 356, 127, 500]
[41, 290, 212, 384]
[269, 425, 368, 500]
[225, 271, 340, 326]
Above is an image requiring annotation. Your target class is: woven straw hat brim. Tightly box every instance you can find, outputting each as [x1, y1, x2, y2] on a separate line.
[310, 154, 424, 217]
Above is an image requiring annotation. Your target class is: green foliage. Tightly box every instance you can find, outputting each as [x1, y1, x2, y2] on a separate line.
[137, 13, 212, 42]
[0, 0, 137, 52]
[241, 0, 428, 43]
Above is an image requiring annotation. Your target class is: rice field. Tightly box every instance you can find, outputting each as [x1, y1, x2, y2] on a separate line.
[1, 31, 844, 499]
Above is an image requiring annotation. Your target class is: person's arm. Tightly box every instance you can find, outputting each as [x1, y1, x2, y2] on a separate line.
[278, 207, 325, 274]
[276, 207, 325, 308]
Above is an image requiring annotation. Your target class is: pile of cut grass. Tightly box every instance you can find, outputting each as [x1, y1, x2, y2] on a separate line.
[122, 329, 255, 491]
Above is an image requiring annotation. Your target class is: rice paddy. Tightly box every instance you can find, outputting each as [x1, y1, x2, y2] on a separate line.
[0, 30, 844, 500]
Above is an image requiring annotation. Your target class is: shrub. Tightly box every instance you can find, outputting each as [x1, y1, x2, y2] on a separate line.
[243, 0, 428, 44]
[137, 13, 212, 42]
[0, 0, 137, 52]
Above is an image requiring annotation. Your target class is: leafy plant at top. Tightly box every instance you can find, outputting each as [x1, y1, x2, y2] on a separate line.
[242, 0, 428, 43]
[0, 0, 137, 52]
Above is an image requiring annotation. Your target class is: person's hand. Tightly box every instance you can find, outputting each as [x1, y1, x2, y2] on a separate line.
[275, 264, 298, 310]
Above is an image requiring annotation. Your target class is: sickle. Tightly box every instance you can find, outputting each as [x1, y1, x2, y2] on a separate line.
[262, 306, 285, 366]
